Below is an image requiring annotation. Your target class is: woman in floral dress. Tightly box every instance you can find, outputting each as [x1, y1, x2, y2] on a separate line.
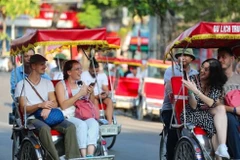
[182, 58, 229, 159]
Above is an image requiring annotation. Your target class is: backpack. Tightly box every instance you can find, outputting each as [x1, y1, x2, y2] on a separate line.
[225, 89, 240, 107]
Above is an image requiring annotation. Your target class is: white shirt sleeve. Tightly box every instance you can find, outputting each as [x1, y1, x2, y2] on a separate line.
[15, 80, 24, 98]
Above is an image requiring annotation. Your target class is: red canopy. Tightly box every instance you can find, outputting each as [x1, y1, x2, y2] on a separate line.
[165, 21, 240, 57]
[96, 57, 142, 66]
[106, 37, 121, 49]
[147, 59, 171, 69]
[10, 28, 108, 56]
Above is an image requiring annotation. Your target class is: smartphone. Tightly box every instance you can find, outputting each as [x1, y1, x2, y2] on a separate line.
[183, 71, 188, 80]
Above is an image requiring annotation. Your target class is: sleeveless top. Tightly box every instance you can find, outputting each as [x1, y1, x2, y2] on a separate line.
[61, 80, 80, 99]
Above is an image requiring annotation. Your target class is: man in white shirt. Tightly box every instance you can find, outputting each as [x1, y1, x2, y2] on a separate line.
[81, 58, 113, 124]
[15, 54, 80, 159]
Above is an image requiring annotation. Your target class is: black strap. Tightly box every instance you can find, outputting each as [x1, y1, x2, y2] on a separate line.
[25, 78, 45, 102]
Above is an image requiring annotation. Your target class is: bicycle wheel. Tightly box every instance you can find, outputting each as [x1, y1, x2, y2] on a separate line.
[105, 135, 117, 150]
[12, 132, 20, 160]
[159, 131, 167, 160]
[173, 138, 196, 160]
[19, 140, 38, 160]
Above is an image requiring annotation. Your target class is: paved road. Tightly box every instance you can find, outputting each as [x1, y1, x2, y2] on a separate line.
[0, 72, 163, 160]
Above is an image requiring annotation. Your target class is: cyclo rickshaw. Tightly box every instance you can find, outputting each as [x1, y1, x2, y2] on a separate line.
[96, 56, 142, 117]
[136, 59, 171, 120]
[159, 21, 240, 160]
[94, 37, 122, 150]
[9, 28, 121, 160]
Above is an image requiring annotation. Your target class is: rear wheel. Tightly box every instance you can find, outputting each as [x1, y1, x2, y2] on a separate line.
[20, 140, 38, 160]
[12, 132, 20, 160]
[173, 138, 196, 160]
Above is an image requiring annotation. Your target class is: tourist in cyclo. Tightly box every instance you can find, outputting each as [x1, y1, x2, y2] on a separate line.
[10, 49, 50, 115]
[81, 57, 114, 124]
[50, 53, 68, 80]
[161, 48, 198, 160]
[217, 47, 240, 159]
[15, 54, 80, 160]
[55, 60, 99, 158]
[182, 58, 230, 159]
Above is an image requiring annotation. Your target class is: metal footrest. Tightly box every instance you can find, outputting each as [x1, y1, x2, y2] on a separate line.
[100, 124, 121, 136]
[71, 155, 115, 160]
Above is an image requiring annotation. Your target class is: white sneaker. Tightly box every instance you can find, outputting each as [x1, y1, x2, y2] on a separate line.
[215, 144, 230, 159]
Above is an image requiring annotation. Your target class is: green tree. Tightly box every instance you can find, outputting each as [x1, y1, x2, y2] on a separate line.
[176, 0, 240, 23]
[116, 0, 177, 59]
[77, 0, 118, 29]
[0, 0, 39, 54]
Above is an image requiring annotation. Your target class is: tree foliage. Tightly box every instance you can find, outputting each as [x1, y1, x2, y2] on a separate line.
[0, 0, 39, 19]
[77, 3, 102, 29]
[77, 0, 118, 29]
[0, 0, 39, 53]
[175, 0, 240, 22]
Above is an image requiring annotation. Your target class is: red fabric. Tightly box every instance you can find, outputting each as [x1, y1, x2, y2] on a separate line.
[75, 99, 100, 120]
[171, 76, 188, 124]
[51, 130, 61, 136]
[106, 37, 120, 46]
[115, 77, 140, 97]
[194, 127, 207, 135]
[11, 28, 107, 52]
[64, 80, 99, 120]
[144, 82, 165, 99]
[98, 103, 107, 110]
[165, 21, 240, 57]
[171, 76, 207, 135]
[108, 76, 115, 91]
[51, 80, 61, 87]
[225, 89, 240, 107]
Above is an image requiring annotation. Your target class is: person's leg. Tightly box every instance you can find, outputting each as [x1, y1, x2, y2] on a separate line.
[103, 98, 113, 124]
[67, 117, 86, 152]
[226, 113, 240, 159]
[29, 119, 59, 160]
[161, 110, 178, 160]
[53, 119, 80, 159]
[209, 105, 229, 158]
[85, 118, 99, 155]
[73, 120, 87, 157]
[209, 105, 227, 145]
[212, 134, 222, 160]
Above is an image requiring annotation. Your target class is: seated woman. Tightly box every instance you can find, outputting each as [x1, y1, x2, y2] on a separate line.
[55, 60, 99, 157]
[182, 58, 229, 159]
